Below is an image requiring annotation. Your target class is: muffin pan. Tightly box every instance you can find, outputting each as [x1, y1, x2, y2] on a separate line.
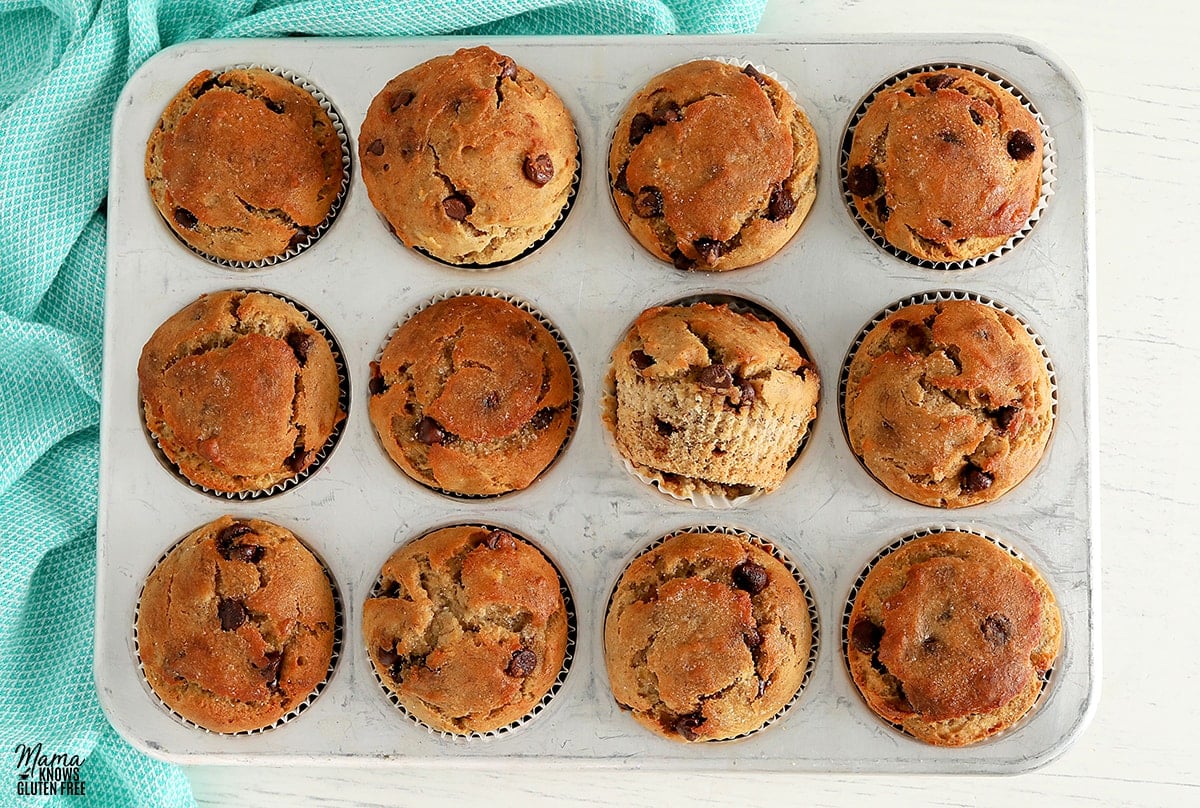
[96, 35, 1096, 773]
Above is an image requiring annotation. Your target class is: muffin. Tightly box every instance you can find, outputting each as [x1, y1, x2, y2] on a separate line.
[846, 531, 1061, 746]
[605, 531, 812, 742]
[606, 302, 819, 501]
[145, 67, 345, 263]
[845, 67, 1044, 263]
[137, 516, 336, 733]
[359, 45, 578, 265]
[608, 60, 818, 271]
[138, 291, 344, 494]
[369, 295, 573, 496]
[363, 526, 569, 734]
[843, 298, 1053, 508]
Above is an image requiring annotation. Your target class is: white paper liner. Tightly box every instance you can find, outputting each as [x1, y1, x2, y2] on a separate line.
[365, 524, 577, 740]
[839, 63, 1057, 270]
[141, 288, 350, 501]
[840, 525, 1058, 743]
[132, 521, 344, 735]
[368, 288, 580, 500]
[160, 63, 352, 270]
[837, 289, 1058, 506]
[604, 525, 820, 743]
[601, 293, 819, 509]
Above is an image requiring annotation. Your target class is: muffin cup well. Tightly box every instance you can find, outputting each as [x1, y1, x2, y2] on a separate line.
[839, 63, 1056, 271]
[364, 523, 577, 740]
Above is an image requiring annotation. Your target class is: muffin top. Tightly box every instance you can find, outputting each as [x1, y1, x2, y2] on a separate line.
[137, 516, 336, 733]
[362, 526, 568, 734]
[369, 295, 573, 496]
[843, 299, 1053, 508]
[846, 68, 1043, 263]
[138, 291, 344, 494]
[145, 68, 345, 263]
[605, 532, 812, 742]
[359, 46, 578, 265]
[609, 60, 818, 271]
[846, 531, 1061, 746]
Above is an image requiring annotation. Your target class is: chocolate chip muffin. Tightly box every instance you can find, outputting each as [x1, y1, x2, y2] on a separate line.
[846, 531, 1061, 746]
[845, 68, 1043, 263]
[843, 298, 1053, 508]
[363, 526, 569, 734]
[609, 60, 818, 271]
[138, 291, 344, 494]
[145, 68, 345, 263]
[605, 532, 812, 742]
[359, 46, 578, 265]
[369, 295, 573, 496]
[137, 516, 337, 733]
[605, 302, 819, 501]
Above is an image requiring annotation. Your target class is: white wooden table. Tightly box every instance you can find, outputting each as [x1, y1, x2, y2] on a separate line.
[188, 1, 1200, 804]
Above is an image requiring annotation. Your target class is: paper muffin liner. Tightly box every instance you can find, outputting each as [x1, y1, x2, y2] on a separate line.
[601, 292, 819, 509]
[132, 521, 344, 735]
[839, 63, 1056, 271]
[368, 288, 580, 500]
[840, 525, 1058, 743]
[140, 289, 350, 501]
[837, 289, 1058, 506]
[365, 523, 577, 740]
[603, 525, 820, 743]
[160, 64, 352, 270]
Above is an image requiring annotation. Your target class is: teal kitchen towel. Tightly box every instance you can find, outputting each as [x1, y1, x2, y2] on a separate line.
[0, 0, 767, 805]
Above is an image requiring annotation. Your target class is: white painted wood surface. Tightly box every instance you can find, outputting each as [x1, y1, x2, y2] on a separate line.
[187, 1, 1200, 804]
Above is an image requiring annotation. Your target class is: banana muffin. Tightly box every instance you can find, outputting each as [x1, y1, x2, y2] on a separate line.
[137, 516, 337, 733]
[845, 67, 1044, 263]
[369, 295, 573, 496]
[846, 531, 1061, 746]
[138, 291, 344, 494]
[609, 60, 819, 271]
[145, 67, 345, 263]
[359, 45, 578, 265]
[605, 302, 819, 501]
[363, 526, 569, 734]
[605, 531, 812, 742]
[843, 298, 1053, 508]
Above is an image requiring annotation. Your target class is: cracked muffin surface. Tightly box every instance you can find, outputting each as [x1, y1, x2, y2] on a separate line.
[138, 291, 344, 494]
[846, 531, 1061, 746]
[363, 526, 568, 734]
[604, 532, 811, 742]
[137, 516, 336, 733]
[608, 60, 818, 271]
[145, 68, 344, 263]
[369, 295, 573, 496]
[843, 299, 1052, 508]
[359, 45, 578, 265]
[846, 68, 1043, 263]
[605, 302, 819, 501]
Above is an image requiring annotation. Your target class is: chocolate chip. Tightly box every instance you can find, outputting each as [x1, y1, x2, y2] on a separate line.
[673, 713, 706, 741]
[217, 598, 247, 631]
[442, 193, 474, 221]
[263, 651, 283, 690]
[670, 250, 694, 271]
[285, 446, 309, 473]
[629, 112, 654, 145]
[377, 646, 399, 668]
[732, 561, 769, 595]
[981, 614, 1012, 647]
[969, 108, 984, 126]
[743, 64, 768, 87]
[694, 238, 725, 266]
[1007, 130, 1037, 161]
[633, 186, 663, 218]
[744, 628, 762, 648]
[262, 97, 285, 114]
[767, 184, 795, 221]
[506, 648, 537, 677]
[484, 529, 514, 550]
[498, 58, 518, 81]
[737, 381, 756, 408]
[697, 363, 733, 389]
[961, 463, 994, 493]
[366, 138, 385, 156]
[614, 163, 631, 195]
[924, 73, 954, 91]
[876, 195, 890, 222]
[390, 89, 415, 112]
[216, 523, 254, 559]
[173, 207, 198, 230]
[530, 408, 555, 430]
[369, 364, 386, 396]
[629, 349, 654, 370]
[993, 405, 1020, 431]
[847, 164, 878, 197]
[286, 331, 314, 365]
[523, 153, 555, 186]
[651, 100, 682, 124]
[654, 419, 676, 437]
[416, 417, 445, 445]
[922, 636, 942, 654]
[851, 619, 883, 654]
[231, 543, 265, 564]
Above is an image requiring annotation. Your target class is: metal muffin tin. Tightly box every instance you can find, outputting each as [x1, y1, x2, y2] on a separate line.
[96, 35, 1096, 773]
